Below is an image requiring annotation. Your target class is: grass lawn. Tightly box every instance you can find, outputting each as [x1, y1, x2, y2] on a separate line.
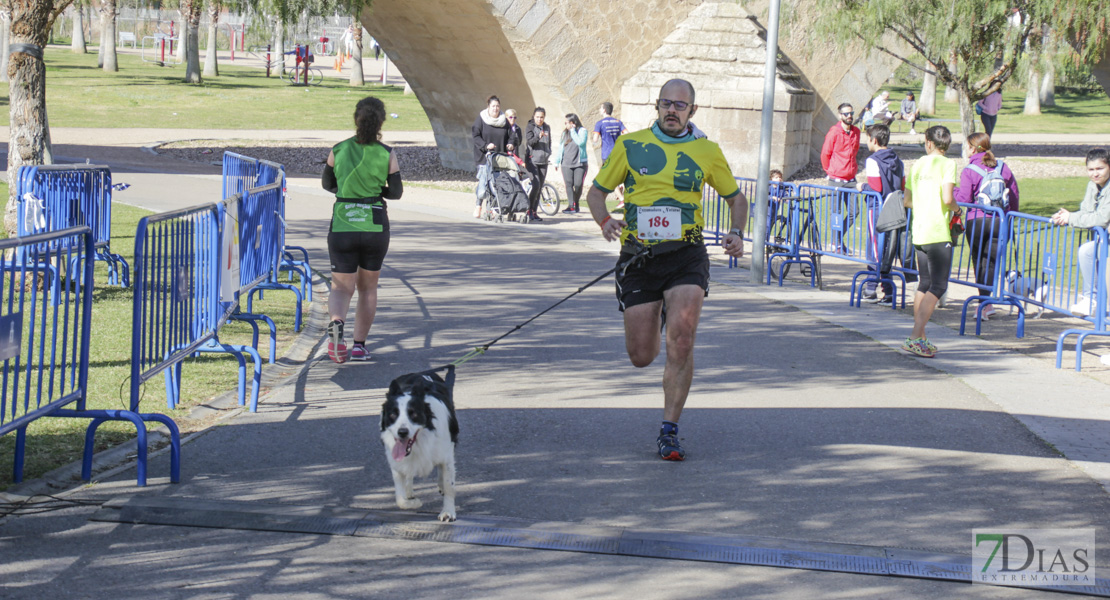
[0, 200, 305, 489]
[0, 47, 431, 131]
[883, 84, 1110, 135]
[1016, 177, 1091, 217]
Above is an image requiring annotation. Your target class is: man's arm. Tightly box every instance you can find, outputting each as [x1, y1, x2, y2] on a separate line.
[722, 190, 747, 258]
[587, 184, 624, 242]
[820, 129, 834, 172]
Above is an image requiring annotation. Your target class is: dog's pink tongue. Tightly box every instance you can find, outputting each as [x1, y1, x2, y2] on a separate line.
[392, 438, 408, 462]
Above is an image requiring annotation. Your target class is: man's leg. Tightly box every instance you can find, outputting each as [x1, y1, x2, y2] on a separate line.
[659, 284, 705, 423]
[622, 300, 663, 368]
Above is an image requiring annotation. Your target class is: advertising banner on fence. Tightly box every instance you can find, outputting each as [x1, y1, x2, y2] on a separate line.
[220, 196, 240, 304]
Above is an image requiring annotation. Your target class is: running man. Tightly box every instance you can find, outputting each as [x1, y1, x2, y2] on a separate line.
[585, 78, 747, 461]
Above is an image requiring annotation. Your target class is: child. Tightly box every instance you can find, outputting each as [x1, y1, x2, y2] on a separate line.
[902, 126, 958, 358]
[856, 124, 905, 304]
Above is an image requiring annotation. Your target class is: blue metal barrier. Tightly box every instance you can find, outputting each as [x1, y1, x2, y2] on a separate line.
[16, 164, 130, 287]
[258, 159, 313, 305]
[0, 227, 177, 487]
[791, 183, 882, 295]
[949, 202, 1010, 325]
[132, 202, 260, 423]
[222, 151, 259, 200]
[957, 212, 1108, 370]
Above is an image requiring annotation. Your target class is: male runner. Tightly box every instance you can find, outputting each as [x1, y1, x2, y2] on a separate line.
[585, 79, 747, 461]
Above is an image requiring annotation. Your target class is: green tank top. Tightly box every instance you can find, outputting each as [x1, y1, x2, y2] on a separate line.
[332, 137, 391, 200]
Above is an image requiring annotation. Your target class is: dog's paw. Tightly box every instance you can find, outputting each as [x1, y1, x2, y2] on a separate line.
[437, 510, 457, 522]
[397, 497, 422, 510]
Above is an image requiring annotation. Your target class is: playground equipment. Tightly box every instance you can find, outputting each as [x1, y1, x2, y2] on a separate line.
[140, 21, 179, 66]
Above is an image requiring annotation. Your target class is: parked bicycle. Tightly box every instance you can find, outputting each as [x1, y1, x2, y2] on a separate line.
[766, 195, 823, 289]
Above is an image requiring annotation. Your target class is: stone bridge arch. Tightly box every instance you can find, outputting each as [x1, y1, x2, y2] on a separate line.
[360, 0, 899, 177]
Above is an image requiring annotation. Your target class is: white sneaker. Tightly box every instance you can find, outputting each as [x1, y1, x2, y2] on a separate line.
[981, 303, 996, 320]
[473, 205, 481, 218]
[1070, 295, 1093, 317]
[909, 129, 917, 135]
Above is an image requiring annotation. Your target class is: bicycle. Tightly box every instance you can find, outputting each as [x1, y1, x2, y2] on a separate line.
[281, 64, 323, 85]
[766, 195, 823, 289]
[538, 183, 561, 216]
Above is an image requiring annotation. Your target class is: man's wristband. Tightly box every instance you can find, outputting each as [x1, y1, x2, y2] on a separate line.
[600, 215, 612, 228]
[729, 228, 742, 236]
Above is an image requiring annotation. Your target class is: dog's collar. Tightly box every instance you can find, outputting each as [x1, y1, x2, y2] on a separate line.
[404, 430, 419, 456]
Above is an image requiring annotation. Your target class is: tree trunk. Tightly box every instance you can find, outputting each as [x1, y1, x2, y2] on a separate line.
[100, 0, 117, 72]
[96, 7, 102, 67]
[71, 4, 85, 52]
[183, 0, 200, 82]
[6, 0, 51, 238]
[202, 2, 219, 77]
[272, 18, 284, 73]
[957, 88, 976, 145]
[943, 56, 959, 103]
[349, 20, 363, 86]
[1024, 67, 1041, 115]
[0, 12, 12, 83]
[920, 62, 938, 115]
[175, 11, 185, 64]
[1040, 68, 1055, 107]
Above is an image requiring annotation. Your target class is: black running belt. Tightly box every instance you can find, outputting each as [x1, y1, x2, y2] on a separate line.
[91, 496, 1110, 597]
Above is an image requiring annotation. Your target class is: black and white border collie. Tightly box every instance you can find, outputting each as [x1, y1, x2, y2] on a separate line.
[380, 371, 459, 522]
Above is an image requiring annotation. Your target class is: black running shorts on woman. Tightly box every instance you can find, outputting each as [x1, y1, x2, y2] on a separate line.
[328, 207, 390, 273]
[615, 244, 710, 311]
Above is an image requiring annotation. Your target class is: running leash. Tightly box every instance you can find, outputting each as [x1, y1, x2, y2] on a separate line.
[444, 241, 652, 370]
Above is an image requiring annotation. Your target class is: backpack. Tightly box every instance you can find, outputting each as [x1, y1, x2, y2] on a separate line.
[965, 160, 1010, 210]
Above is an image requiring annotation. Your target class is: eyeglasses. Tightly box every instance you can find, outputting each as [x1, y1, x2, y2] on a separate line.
[657, 99, 690, 110]
[840, 111, 854, 116]
[507, 116, 516, 119]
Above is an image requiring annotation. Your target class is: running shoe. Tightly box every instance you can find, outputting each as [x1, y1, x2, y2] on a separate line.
[981, 303, 997, 320]
[657, 433, 686, 461]
[327, 319, 348, 364]
[901, 337, 935, 358]
[350, 342, 370, 361]
[876, 296, 894, 306]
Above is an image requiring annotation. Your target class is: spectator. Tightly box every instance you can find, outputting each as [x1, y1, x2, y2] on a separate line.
[592, 101, 628, 163]
[977, 89, 1002, 136]
[899, 91, 918, 135]
[856, 124, 906, 304]
[593, 101, 630, 209]
[903, 126, 958, 358]
[504, 108, 522, 158]
[870, 91, 894, 125]
[956, 132, 1019, 319]
[321, 96, 402, 363]
[1051, 148, 1110, 317]
[821, 102, 862, 253]
[767, 168, 787, 229]
[552, 113, 588, 214]
[471, 95, 510, 217]
[524, 106, 552, 223]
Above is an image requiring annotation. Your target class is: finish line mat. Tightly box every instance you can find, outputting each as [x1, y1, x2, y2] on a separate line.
[92, 495, 1109, 597]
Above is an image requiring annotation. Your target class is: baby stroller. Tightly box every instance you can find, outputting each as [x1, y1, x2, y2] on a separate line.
[476, 151, 532, 223]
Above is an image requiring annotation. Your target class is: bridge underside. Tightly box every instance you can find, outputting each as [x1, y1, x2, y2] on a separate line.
[359, 0, 900, 177]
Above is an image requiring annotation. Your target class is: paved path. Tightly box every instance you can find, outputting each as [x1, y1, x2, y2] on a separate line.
[2, 132, 1110, 599]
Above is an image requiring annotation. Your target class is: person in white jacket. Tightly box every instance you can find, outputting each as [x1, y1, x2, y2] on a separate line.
[1052, 148, 1110, 317]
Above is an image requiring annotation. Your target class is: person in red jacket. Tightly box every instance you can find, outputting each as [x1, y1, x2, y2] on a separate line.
[821, 102, 862, 253]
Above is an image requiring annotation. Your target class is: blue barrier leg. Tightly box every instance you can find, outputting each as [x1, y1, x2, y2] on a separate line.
[78, 411, 148, 486]
[12, 426, 27, 483]
[220, 343, 263, 412]
[229, 313, 277, 364]
[141, 413, 181, 483]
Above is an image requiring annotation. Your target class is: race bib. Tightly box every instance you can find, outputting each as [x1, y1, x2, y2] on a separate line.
[332, 202, 383, 233]
[637, 206, 681, 241]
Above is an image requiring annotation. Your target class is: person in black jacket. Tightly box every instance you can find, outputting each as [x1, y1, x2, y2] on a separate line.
[524, 107, 552, 222]
[471, 95, 510, 217]
[856, 124, 906, 304]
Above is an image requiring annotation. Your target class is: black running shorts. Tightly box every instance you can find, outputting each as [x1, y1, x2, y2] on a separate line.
[327, 211, 391, 273]
[614, 244, 710, 312]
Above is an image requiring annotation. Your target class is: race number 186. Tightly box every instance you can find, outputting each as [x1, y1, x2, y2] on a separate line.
[637, 206, 681, 241]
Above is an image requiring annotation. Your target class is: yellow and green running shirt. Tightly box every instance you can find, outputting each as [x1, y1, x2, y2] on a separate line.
[592, 123, 739, 247]
[332, 136, 391, 200]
